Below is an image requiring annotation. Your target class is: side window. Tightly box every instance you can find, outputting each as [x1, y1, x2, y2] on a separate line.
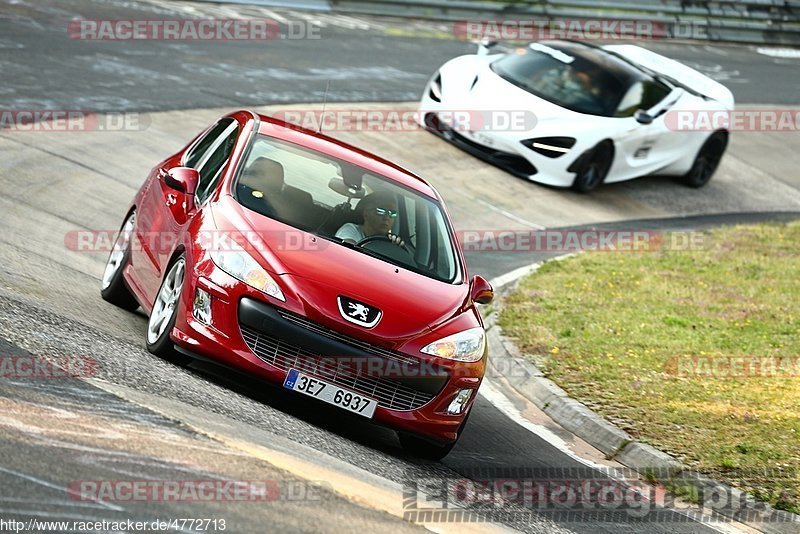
[184, 118, 235, 169]
[639, 80, 672, 111]
[195, 124, 239, 204]
[615, 80, 671, 117]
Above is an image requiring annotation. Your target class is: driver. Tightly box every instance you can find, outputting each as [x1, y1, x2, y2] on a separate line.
[335, 191, 404, 247]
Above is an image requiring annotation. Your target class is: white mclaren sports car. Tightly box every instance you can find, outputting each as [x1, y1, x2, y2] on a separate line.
[419, 40, 734, 192]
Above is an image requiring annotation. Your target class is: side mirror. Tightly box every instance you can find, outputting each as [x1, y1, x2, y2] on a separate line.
[164, 167, 199, 196]
[634, 110, 654, 125]
[470, 275, 494, 305]
[477, 39, 499, 56]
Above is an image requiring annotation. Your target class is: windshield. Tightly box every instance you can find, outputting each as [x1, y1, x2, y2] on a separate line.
[234, 134, 461, 283]
[491, 43, 631, 117]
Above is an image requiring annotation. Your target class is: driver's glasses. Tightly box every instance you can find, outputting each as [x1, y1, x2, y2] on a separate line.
[374, 207, 398, 218]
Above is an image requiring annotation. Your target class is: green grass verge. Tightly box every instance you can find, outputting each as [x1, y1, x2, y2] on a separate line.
[498, 222, 800, 513]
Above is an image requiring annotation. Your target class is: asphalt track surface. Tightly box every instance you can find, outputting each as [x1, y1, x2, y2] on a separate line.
[1, 0, 799, 110]
[1, 1, 800, 533]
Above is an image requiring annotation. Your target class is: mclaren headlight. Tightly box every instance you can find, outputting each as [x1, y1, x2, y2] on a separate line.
[420, 327, 486, 363]
[429, 73, 442, 102]
[210, 249, 285, 302]
[521, 137, 576, 158]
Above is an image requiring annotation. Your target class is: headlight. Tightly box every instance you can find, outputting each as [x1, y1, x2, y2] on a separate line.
[521, 137, 576, 158]
[429, 73, 442, 102]
[210, 250, 285, 301]
[420, 327, 486, 363]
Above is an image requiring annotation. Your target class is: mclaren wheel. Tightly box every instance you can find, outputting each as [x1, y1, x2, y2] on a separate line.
[681, 132, 728, 188]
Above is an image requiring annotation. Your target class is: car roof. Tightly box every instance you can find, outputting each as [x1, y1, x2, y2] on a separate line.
[251, 112, 439, 200]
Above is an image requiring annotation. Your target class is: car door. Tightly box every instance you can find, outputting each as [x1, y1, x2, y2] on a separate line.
[614, 82, 690, 177]
[132, 119, 239, 304]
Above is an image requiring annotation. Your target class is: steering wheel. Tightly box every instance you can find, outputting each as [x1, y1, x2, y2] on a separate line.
[356, 234, 410, 253]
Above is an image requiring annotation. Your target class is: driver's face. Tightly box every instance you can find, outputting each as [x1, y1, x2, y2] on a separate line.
[363, 203, 397, 235]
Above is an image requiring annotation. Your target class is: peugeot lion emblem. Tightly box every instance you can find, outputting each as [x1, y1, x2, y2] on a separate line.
[337, 296, 382, 328]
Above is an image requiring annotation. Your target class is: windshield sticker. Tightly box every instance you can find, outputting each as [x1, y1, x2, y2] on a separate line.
[529, 43, 575, 64]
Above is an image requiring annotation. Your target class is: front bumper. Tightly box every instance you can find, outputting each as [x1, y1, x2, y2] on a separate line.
[423, 112, 538, 180]
[170, 263, 482, 443]
[418, 91, 581, 187]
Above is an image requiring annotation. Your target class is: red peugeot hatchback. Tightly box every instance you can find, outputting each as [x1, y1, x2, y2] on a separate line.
[101, 110, 493, 459]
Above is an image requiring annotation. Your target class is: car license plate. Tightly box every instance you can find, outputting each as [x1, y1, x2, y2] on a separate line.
[283, 369, 377, 419]
[473, 132, 494, 147]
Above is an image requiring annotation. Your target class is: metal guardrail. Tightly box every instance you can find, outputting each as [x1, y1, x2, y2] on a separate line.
[328, 0, 800, 45]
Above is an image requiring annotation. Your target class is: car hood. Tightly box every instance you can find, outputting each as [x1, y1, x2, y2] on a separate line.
[212, 197, 468, 342]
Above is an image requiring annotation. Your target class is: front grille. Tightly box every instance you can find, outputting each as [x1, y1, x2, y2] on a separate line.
[276, 310, 418, 366]
[450, 130, 538, 176]
[240, 325, 437, 411]
[424, 112, 538, 178]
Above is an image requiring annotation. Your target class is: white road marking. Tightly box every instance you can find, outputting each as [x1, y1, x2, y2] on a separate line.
[0, 498, 115, 509]
[471, 197, 546, 230]
[136, 0, 430, 34]
[755, 47, 800, 59]
[286, 10, 328, 28]
[477, 379, 747, 533]
[208, 5, 248, 20]
[683, 61, 747, 83]
[703, 45, 729, 56]
[323, 14, 375, 31]
[489, 262, 542, 291]
[477, 378, 608, 471]
[256, 8, 289, 24]
[173, 3, 201, 16]
[0, 509, 120, 520]
[0, 467, 124, 512]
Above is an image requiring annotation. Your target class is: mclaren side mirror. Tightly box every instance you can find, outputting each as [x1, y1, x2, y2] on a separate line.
[470, 275, 494, 305]
[634, 110, 654, 125]
[476, 39, 499, 56]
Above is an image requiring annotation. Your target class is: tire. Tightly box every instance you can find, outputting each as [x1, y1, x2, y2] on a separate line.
[399, 432, 457, 461]
[399, 409, 472, 461]
[100, 211, 140, 311]
[572, 141, 613, 193]
[681, 132, 728, 188]
[145, 255, 192, 366]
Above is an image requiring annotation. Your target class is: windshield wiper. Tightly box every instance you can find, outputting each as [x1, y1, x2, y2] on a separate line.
[335, 238, 448, 281]
[337, 239, 409, 270]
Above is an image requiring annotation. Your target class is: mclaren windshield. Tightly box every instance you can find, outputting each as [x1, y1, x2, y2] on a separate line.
[491, 41, 668, 117]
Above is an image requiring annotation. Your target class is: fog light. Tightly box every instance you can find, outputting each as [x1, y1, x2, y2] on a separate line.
[447, 389, 473, 415]
[193, 288, 212, 324]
